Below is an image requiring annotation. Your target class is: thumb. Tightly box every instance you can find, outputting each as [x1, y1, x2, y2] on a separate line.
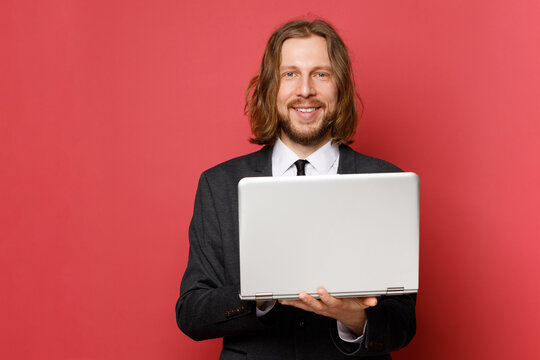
[362, 297, 378, 307]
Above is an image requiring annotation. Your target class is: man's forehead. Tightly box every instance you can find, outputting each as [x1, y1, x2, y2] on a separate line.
[279, 35, 332, 68]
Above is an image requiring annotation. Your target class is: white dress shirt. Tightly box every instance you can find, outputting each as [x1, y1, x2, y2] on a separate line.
[255, 137, 366, 343]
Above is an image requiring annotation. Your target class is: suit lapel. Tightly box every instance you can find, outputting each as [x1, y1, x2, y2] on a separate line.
[252, 145, 273, 177]
[337, 145, 357, 174]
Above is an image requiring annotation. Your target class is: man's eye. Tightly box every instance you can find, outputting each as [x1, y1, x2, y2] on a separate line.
[284, 72, 295, 77]
[315, 73, 328, 78]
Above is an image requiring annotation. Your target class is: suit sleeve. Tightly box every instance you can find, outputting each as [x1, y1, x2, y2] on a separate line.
[175, 172, 268, 341]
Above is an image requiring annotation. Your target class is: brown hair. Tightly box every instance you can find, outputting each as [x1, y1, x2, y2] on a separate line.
[245, 19, 362, 146]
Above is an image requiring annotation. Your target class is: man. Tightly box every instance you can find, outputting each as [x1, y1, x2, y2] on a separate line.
[176, 19, 416, 359]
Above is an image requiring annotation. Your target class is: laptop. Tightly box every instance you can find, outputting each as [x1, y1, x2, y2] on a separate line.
[238, 172, 419, 300]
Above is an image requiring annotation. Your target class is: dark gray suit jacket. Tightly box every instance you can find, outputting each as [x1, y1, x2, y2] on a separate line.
[176, 145, 416, 360]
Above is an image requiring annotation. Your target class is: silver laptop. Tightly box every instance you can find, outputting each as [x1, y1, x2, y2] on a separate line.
[238, 172, 419, 301]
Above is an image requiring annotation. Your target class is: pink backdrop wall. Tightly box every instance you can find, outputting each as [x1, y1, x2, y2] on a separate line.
[2, 0, 539, 358]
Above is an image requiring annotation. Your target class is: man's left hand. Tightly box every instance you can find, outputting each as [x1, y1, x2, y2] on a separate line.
[279, 288, 377, 336]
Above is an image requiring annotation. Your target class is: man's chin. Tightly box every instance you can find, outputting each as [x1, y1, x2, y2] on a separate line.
[282, 127, 330, 146]
[279, 113, 333, 147]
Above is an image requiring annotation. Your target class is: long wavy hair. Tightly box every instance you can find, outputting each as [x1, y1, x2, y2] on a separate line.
[245, 19, 362, 146]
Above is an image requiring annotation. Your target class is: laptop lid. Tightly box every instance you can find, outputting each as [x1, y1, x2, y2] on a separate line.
[238, 172, 419, 300]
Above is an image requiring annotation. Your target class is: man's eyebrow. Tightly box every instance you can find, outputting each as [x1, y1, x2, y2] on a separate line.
[278, 65, 333, 71]
[313, 65, 333, 70]
[279, 65, 300, 71]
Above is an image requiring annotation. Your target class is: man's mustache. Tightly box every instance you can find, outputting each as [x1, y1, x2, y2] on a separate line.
[287, 100, 325, 109]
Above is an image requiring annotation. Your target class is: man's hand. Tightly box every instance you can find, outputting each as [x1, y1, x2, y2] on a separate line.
[279, 288, 377, 336]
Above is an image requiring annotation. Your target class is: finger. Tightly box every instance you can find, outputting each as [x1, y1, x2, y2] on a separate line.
[280, 299, 315, 312]
[299, 292, 325, 311]
[279, 299, 299, 306]
[317, 288, 340, 307]
[355, 296, 377, 307]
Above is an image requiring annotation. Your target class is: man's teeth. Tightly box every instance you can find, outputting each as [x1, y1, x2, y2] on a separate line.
[295, 108, 317, 113]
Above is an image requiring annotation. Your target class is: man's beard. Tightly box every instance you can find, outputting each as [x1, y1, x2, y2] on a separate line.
[278, 101, 335, 146]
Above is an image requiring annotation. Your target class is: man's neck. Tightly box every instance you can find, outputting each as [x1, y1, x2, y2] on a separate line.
[279, 132, 332, 159]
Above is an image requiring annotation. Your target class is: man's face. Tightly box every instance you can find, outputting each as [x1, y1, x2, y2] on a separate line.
[277, 35, 338, 146]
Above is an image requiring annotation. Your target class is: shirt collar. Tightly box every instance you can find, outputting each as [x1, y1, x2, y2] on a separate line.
[271, 137, 339, 176]
[306, 139, 339, 175]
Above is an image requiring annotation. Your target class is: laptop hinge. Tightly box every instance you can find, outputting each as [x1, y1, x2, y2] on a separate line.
[255, 293, 273, 300]
[386, 287, 405, 295]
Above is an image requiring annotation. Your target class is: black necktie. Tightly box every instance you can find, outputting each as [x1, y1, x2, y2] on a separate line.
[294, 159, 309, 176]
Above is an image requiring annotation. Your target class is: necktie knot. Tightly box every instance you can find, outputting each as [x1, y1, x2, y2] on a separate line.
[294, 159, 309, 176]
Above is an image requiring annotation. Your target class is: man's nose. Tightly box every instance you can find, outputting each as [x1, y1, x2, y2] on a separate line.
[296, 76, 316, 98]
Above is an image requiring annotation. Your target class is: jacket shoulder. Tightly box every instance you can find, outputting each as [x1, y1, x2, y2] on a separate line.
[340, 145, 403, 173]
[201, 146, 271, 183]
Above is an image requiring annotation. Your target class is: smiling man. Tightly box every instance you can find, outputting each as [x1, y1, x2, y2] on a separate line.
[176, 19, 416, 359]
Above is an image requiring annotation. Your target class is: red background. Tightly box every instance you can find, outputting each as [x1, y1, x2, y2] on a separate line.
[2, 0, 539, 359]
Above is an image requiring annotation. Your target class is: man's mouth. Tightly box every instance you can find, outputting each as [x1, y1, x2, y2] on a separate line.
[287, 101, 325, 120]
[294, 107, 320, 113]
